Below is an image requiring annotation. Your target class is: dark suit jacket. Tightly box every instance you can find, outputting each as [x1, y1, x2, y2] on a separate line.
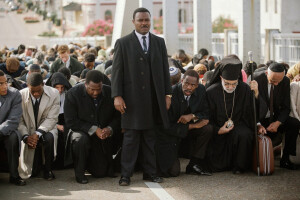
[64, 83, 120, 134]
[50, 56, 83, 74]
[156, 83, 209, 174]
[111, 31, 172, 129]
[166, 83, 209, 138]
[64, 83, 121, 165]
[254, 71, 290, 124]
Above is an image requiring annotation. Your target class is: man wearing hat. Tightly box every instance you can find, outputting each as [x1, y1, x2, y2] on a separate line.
[254, 63, 299, 170]
[206, 57, 267, 173]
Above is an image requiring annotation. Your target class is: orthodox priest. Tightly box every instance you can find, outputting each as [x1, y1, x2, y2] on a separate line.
[206, 57, 267, 173]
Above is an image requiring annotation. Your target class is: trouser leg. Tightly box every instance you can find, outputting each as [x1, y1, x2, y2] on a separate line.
[121, 130, 140, 177]
[42, 132, 54, 172]
[3, 132, 19, 178]
[71, 131, 91, 179]
[189, 124, 214, 159]
[283, 116, 300, 157]
[141, 129, 156, 175]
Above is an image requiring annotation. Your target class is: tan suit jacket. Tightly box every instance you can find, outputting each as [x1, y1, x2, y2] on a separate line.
[18, 85, 60, 179]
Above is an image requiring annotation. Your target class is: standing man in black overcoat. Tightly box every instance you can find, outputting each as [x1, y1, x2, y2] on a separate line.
[111, 7, 172, 186]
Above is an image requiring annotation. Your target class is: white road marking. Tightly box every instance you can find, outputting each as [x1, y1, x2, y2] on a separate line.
[144, 182, 175, 200]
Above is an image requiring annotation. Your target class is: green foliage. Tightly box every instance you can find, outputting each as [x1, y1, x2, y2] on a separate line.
[212, 16, 237, 33]
[38, 31, 58, 37]
[25, 1, 33, 10]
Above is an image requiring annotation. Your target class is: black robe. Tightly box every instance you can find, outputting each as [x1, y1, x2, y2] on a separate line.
[206, 81, 267, 172]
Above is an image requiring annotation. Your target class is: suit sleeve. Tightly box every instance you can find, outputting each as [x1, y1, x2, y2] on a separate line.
[290, 83, 300, 121]
[160, 38, 172, 95]
[64, 90, 94, 133]
[37, 91, 60, 134]
[278, 79, 291, 124]
[194, 87, 209, 120]
[111, 40, 124, 98]
[0, 91, 22, 136]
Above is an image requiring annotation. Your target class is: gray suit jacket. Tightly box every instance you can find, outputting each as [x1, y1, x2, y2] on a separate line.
[0, 87, 22, 139]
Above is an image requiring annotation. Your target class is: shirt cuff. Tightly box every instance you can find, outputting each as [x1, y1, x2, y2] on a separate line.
[36, 131, 43, 138]
[107, 126, 113, 137]
[88, 126, 98, 136]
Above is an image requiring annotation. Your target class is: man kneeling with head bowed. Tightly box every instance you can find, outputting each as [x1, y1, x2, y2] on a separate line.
[64, 70, 120, 184]
[0, 70, 25, 186]
[206, 57, 267, 174]
[18, 73, 60, 180]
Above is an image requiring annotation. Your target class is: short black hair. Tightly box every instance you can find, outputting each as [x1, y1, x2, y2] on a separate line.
[183, 69, 199, 83]
[29, 64, 41, 72]
[133, 7, 151, 19]
[41, 64, 49, 72]
[58, 67, 71, 80]
[86, 70, 104, 84]
[198, 48, 209, 56]
[27, 73, 43, 87]
[84, 53, 96, 62]
[0, 70, 4, 76]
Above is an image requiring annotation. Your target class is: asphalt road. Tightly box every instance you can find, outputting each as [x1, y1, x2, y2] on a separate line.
[0, 1, 51, 49]
[0, 158, 299, 200]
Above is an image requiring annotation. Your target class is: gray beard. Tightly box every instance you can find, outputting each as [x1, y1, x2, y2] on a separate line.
[221, 81, 236, 93]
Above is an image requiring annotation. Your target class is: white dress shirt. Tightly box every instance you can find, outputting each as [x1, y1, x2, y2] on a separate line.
[135, 30, 149, 51]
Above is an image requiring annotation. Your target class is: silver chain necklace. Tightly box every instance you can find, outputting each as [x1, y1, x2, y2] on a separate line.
[222, 89, 235, 128]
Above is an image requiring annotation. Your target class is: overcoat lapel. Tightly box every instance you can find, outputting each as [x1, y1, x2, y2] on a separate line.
[130, 31, 147, 60]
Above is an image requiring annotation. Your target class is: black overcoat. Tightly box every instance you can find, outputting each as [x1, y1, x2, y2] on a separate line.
[111, 31, 172, 129]
[63, 83, 121, 166]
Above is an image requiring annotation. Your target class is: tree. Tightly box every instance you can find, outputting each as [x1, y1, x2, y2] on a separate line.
[212, 16, 237, 33]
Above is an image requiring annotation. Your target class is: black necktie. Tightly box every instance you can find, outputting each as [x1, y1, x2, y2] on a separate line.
[33, 99, 39, 129]
[185, 96, 189, 106]
[94, 98, 98, 107]
[269, 85, 274, 122]
[142, 36, 147, 53]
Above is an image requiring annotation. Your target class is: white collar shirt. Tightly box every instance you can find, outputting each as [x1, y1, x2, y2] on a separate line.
[135, 30, 150, 52]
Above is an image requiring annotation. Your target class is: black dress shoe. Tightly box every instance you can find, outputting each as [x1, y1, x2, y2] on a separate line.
[143, 174, 163, 183]
[76, 176, 88, 184]
[280, 159, 296, 170]
[9, 176, 26, 186]
[119, 176, 130, 186]
[44, 171, 55, 181]
[232, 168, 243, 174]
[186, 164, 212, 176]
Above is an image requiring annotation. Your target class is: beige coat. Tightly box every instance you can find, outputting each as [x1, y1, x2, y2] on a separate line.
[290, 82, 300, 121]
[18, 85, 60, 179]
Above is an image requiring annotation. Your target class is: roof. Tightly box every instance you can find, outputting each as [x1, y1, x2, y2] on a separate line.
[63, 2, 81, 11]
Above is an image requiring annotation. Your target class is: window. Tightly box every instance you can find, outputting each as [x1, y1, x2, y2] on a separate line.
[159, 9, 163, 17]
[179, 9, 186, 23]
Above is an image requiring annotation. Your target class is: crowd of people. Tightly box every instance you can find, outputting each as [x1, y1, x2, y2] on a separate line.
[0, 7, 299, 187]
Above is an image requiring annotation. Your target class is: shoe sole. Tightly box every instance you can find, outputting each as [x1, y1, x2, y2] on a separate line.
[119, 182, 130, 186]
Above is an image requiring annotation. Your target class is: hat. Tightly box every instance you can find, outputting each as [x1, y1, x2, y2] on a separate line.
[220, 57, 242, 80]
[169, 66, 179, 76]
[269, 63, 285, 72]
